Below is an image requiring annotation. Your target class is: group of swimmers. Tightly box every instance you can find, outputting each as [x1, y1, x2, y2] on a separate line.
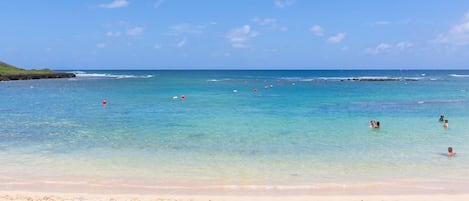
[440, 114, 456, 157]
[369, 120, 380, 129]
[439, 114, 449, 128]
[369, 115, 456, 157]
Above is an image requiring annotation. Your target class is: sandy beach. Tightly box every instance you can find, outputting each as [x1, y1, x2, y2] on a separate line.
[1, 192, 469, 201]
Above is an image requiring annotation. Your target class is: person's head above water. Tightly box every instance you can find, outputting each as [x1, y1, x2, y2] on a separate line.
[448, 147, 456, 157]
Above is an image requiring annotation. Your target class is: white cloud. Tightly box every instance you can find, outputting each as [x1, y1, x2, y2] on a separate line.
[371, 21, 391, 25]
[370, 19, 411, 26]
[252, 17, 288, 32]
[365, 41, 413, 54]
[96, 43, 107, 48]
[154, 44, 162, 49]
[274, 0, 295, 8]
[365, 43, 392, 54]
[310, 25, 324, 36]
[127, 27, 144, 36]
[106, 31, 122, 37]
[176, 38, 186, 47]
[327, 32, 346, 43]
[154, 0, 164, 8]
[434, 10, 469, 45]
[99, 0, 129, 8]
[252, 17, 276, 26]
[396, 41, 414, 49]
[226, 25, 259, 48]
[171, 23, 206, 34]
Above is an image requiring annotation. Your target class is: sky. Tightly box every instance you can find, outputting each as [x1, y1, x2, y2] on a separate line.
[1, 0, 469, 69]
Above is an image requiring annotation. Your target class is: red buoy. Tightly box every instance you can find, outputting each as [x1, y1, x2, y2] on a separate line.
[253, 88, 257, 93]
[102, 99, 107, 106]
[181, 95, 186, 100]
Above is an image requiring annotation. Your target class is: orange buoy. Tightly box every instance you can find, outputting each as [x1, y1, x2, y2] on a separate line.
[102, 99, 107, 106]
[181, 95, 185, 100]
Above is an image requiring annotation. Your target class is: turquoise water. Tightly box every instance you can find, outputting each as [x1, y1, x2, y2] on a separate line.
[1, 70, 469, 192]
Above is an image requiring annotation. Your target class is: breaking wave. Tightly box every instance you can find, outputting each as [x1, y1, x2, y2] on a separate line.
[69, 71, 153, 79]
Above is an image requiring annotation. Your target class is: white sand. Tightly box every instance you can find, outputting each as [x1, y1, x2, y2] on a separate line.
[1, 192, 469, 201]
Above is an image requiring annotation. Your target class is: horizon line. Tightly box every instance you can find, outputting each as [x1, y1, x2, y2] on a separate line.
[52, 68, 469, 71]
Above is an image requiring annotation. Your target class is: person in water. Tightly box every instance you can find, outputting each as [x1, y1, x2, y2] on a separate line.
[439, 114, 444, 122]
[370, 120, 376, 128]
[448, 147, 456, 157]
[369, 120, 380, 128]
[444, 119, 449, 128]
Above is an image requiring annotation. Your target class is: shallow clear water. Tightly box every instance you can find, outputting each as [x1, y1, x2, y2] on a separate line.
[1, 70, 469, 191]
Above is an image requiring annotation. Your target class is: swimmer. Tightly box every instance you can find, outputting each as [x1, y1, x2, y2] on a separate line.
[444, 119, 449, 128]
[439, 114, 444, 122]
[369, 120, 376, 128]
[369, 120, 380, 128]
[448, 147, 456, 157]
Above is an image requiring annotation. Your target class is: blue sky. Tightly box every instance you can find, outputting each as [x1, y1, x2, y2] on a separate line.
[1, 0, 469, 69]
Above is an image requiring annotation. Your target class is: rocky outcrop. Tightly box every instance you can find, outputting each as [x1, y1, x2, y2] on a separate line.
[341, 77, 419, 81]
[0, 73, 76, 81]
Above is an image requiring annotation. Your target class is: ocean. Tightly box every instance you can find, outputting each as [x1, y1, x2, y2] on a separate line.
[1, 70, 468, 194]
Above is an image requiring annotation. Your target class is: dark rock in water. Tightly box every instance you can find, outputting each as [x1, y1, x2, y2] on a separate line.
[341, 77, 418, 81]
[0, 73, 76, 81]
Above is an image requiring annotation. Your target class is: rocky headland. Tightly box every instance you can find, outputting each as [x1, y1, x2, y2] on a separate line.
[0, 61, 75, 81]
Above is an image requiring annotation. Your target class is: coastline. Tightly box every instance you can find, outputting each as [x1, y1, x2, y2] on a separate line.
[0, 73, 75, 81]
[1, 175, 468, 198]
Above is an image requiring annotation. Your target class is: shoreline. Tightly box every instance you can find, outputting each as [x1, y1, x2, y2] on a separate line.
[1, 191, 469, 201]
[1, 176, 468, 196]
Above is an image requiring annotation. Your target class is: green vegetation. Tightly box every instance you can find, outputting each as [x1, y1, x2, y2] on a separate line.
[0, 61, 55, 75]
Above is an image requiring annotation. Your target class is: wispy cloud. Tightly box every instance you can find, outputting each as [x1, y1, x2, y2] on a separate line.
[154, 0, 164, 8]
[372, 21, 391, 25]
[126, 27, 144, 36]
[310, 25, 324, 36]
[171, 23, 206, 34]
[226, 25, 258, 48]
[96, 42, 108, 48]
[99, 0, 129, 8]
[365, 41, 414, 54]
[365, 43, 392, 54]
[106, 31, 122, 37]
[370, 19, 411, 26]
[176, 38, 186, 47]
[252, 17, 276, 26]
[395, 41, 414, 49]
[327, 33, 346, 43]
[154, 44, 162, 49]
[434, 10, 469, 45]
[252, 17, 288, 32]
[274, 0, 295, 8]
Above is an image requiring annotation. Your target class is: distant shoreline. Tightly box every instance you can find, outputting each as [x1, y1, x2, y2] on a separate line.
[0, 73, 76, 81]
